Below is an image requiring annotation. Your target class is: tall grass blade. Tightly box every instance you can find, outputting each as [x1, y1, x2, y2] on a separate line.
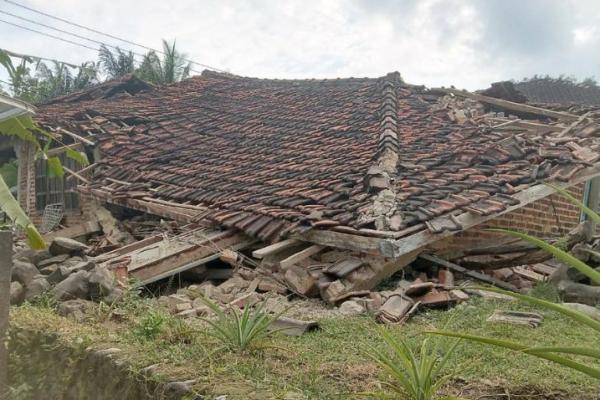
[525, 346, 600, 359]
[471, 286, 600, 332]
[428, 331, 600, 380]
[547, 183, 600, 224]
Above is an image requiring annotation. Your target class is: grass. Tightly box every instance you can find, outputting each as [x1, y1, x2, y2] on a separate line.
[8, 293, 600, 399]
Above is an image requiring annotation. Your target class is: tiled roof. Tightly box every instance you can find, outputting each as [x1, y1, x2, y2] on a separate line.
[481, 78, 600, 106]
[42, 74, 153, 105]
[35, 72, 600, 241]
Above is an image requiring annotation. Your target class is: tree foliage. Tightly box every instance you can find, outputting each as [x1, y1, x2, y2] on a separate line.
[1, 40, 193, 104]
[98, 45, 135, 79]
[136, 40, 191, 84]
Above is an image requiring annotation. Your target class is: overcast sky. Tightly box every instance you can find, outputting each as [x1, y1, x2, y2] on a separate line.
[1, 0, 599, 90]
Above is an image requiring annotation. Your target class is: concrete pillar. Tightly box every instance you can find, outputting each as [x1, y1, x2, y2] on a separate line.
[0, 230, 12, 395]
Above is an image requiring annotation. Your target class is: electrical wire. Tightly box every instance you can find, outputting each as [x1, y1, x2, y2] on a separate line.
[0, 10, 204, 75]
[0, 17, 98, 52]
[2, 0, 227, 73]
[1, 48, 79, 68]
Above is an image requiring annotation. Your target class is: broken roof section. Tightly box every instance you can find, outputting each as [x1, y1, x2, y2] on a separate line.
[34, 72, 600, 247]
[481, 78, 600, 107]
[42, 73, 153, 105]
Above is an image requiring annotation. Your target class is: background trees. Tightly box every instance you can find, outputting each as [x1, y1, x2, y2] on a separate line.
[1, 40, 193, 104]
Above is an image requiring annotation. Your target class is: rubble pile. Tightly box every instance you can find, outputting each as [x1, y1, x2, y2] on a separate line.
[10, 237, 123, 319]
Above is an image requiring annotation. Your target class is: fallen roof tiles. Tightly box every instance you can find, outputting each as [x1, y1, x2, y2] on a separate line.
[35, 71, 600, 241]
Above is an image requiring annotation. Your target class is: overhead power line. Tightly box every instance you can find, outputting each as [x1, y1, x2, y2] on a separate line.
[2, 0, 227, 73]
[0, 9, 203, 74]
[1, 48, 80, 68]
[0, 18, 98, 52]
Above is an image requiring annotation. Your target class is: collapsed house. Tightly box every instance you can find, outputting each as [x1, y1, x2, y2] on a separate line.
[481, 76, 600, 108]
[8, 71, 600, 314]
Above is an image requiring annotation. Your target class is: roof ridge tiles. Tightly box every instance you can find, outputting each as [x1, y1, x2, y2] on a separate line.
[356, 74, 404, 231]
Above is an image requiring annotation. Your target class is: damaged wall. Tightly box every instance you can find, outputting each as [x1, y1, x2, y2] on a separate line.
[450, 182, 587, 252]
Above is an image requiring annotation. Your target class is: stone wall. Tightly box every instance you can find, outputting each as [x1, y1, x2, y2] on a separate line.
[8, 327, 185, 400]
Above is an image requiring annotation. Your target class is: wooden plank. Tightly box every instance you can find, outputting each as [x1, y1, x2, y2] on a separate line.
[556, 111, 591, 138]
[531, 263, 557, 276]
[46, 142, 84, 156]
[489, 118, 563, 133]
[252, 239, 302, 259]
[296, 229, 384, 255]
[513, 266, 546, 282]
[95, 235, 164, 263]
[387, 165, 600, 258]
[57, 127, 96, 146]
[279, 244, 325, 270]
[441, 88, 579, 121]
[419, 254, 519, 292]
[130, 232, 250, 284]
[63, 166, 90, 184]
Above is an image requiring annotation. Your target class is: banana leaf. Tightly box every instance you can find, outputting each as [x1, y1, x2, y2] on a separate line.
[65, 148, 89, 166]
[0, 175, 45, 249]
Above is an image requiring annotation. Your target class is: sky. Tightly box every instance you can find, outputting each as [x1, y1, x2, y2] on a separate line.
[0, 0, 599, 90]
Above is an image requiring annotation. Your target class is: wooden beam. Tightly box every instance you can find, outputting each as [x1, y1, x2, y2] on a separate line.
[46, 142, 84, 156]
[129, 232, 251, 284]
[56, 127, 96, 146]
[441, 88, 579, 121]
[488, 118, 563, 133]
[279, 244, 325, 270]
[386, 165, 600, 259]
[66, 163, 97, 182]
[295, 229, 386, 255]
[419, 254, 518, 292]
[63, 166, 90, 184]
[94, 234, 164, 263]
[252, 239, 302, 259]
[556, 111, 591, 138]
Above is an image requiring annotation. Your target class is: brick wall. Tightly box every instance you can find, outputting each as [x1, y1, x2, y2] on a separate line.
[15, 139, 94, 228]
[16, 141, 36, 215]
[482, 182, 585, 237]
[432, 183, 587, 256]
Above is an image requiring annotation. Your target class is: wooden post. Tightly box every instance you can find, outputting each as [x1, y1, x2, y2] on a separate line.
[585, 177, 600, 236]
[0, 230, 12, 395]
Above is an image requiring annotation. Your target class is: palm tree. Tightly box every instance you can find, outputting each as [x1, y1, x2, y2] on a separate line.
[35, 61, 73, 100]
[0, 49, 39, 102]
[136, 40, 191, 84]
[98, 45, 135, 79]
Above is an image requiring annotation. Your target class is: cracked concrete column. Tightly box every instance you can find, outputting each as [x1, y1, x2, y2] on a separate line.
[0, 230, 12, 395]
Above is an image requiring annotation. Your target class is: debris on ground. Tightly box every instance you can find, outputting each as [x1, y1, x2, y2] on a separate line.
[487, 310, 544, 328]
[10, 197, 600, 328]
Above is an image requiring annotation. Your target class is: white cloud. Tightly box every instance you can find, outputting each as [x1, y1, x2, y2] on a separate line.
[0, 0, 598, 91]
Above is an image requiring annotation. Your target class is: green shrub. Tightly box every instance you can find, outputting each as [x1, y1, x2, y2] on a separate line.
[198, 296, 287, 353]
[133, 310, 168, 340]
[367, 329, 461, 400]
